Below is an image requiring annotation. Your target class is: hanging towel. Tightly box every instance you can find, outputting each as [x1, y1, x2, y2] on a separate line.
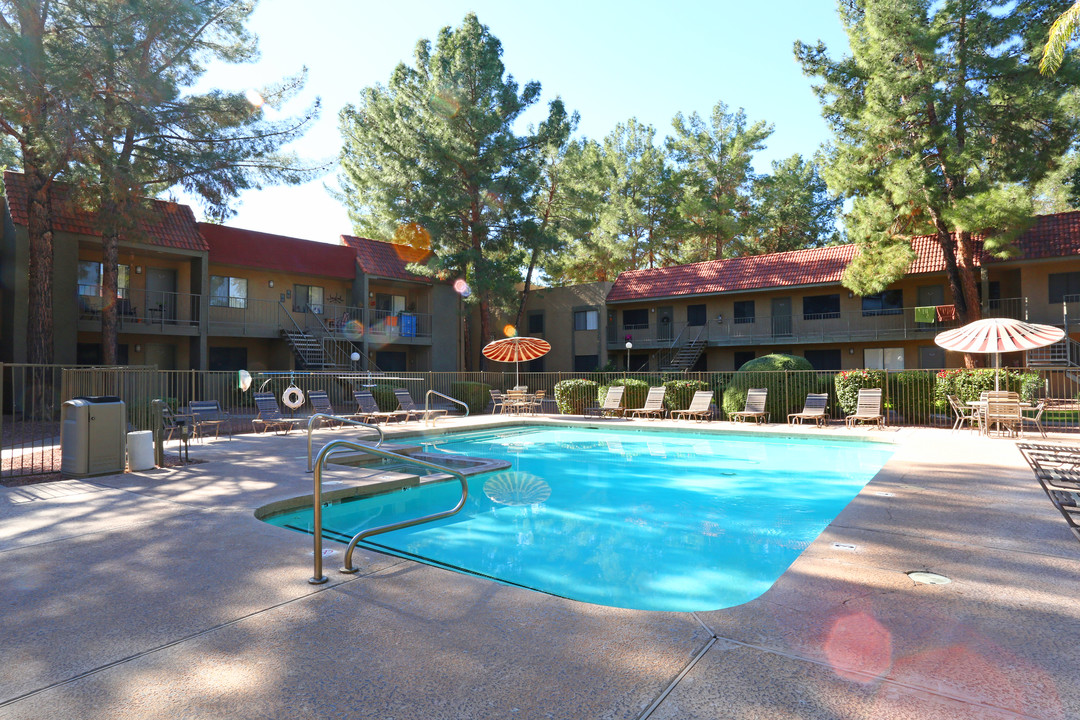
[914, 306, 936, 323]
[935, 304, 956, 322]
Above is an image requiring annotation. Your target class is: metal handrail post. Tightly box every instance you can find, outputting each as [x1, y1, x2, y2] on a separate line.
[306, 413, 385, 472]
[425, 389, 470, 426]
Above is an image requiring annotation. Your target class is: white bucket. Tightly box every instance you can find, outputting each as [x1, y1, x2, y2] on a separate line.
[127, 430, 155, 471]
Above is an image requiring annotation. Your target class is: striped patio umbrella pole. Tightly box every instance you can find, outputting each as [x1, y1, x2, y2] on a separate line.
[934, 317, 1065, 389]
[482, 336, 552, 387]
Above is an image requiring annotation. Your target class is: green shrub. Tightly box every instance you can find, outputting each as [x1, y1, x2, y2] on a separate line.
[449, 380, 492, 414]
[933, 368, 1041, 409]
[834, 369, 885, 415]
[662, 379, 710, 411]
[886, 370, 936, 423]
[369, 383, 399, 412]
[722, 354, 817, 420]
[598, 377, 650, 409]
[554, 378, 599, 414]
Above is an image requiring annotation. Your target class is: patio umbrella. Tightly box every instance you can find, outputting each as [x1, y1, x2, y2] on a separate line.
[482, 336, 551, 387]
[934, 317, 1064, 389]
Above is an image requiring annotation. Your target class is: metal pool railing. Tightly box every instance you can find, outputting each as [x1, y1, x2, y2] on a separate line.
[308, 439, 469, 584]
[305, 413, 385, 472]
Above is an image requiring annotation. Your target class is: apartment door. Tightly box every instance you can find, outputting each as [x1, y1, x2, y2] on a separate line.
[658, 306, 674, 341]
[919, 345, 945, 369]
[146, 267, 177, 323]
[916, 284, 944, 331]
[144, 343, 176, 370]
[771, 297, 792, 337]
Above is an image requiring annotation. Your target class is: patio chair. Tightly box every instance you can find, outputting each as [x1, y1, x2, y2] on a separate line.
[160, 405, 182, 444]
[985, 397, 1022, 437]
[252, 392, 306, 435]
[189, 399, 231, 440]
[947, 394, 980, 433]
[585, 385, 625, 418]
[1021, 402, 1047, 439]
[352, 390, 406, 424]
[845, 388, 884, 429]
[394, 387, 449, 423]
[730, 388, 769, 423]
[787, 393, 829, 427]
[671, 390, 714, 422]
[489, 389, 507, 414]
[526, 389, 546, 414]
[626, 386, 667, 420]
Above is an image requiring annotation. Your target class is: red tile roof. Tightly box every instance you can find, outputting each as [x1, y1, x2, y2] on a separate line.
[340, 235, 433, 283]
[201, 223, 356, 279]
[607, 211, 1080, 302]
[3, 170, 207, 252]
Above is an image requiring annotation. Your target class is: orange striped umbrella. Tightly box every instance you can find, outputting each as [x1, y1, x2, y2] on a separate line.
[483, 336, 551, 386]
[935, 317, 1064, 389]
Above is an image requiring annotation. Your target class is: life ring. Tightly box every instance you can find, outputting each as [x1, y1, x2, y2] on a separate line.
[282, 385, 305, 409]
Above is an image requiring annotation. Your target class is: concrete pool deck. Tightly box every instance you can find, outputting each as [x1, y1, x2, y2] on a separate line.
[1, 417, 1078, 719]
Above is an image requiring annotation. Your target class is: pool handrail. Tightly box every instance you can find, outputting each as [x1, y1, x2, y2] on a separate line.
[306, 413, 385, 473]
[308, 438, 469, 584]
[425, 390, 469, 425]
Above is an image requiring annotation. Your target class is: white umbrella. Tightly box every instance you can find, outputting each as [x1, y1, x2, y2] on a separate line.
[934, 317, 1065, 389]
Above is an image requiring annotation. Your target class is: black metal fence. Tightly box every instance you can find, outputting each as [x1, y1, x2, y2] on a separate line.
[3, 364, 1078, 480]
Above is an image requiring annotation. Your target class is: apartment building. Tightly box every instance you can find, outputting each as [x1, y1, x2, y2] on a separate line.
[0, 171, 462, 371]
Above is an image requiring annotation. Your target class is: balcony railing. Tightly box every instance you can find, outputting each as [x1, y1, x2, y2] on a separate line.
[77, 285, 200, 329]
[205, 298, 432, 341]
[611, 298, 1028, 348]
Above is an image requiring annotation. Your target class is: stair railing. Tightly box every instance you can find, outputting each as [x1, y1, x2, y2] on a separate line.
[425, 390, 469, 426]
[306, 413, 385, 472]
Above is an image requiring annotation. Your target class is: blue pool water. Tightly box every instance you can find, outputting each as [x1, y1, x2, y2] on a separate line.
[266, 427, 895, 611]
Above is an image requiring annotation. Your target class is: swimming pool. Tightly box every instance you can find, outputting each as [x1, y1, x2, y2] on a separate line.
[266, 426, 895, 611]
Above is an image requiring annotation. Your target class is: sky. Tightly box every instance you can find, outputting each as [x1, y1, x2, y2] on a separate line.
[186, 0, 851, 243]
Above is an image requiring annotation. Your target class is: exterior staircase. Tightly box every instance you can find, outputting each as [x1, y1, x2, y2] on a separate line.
[282, 329, 336, 370]
[1026, 336, 1080, 383]
[660, 337, 708, 372]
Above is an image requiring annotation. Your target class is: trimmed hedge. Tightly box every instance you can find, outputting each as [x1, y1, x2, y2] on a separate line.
[449, 380, 492, 414]
[554, 378, 598, 414]
[722, 354, 817, 420]
[834, 369, 885, 415]
[933, 368, 1041, 409]
[368, 383, 400, 412]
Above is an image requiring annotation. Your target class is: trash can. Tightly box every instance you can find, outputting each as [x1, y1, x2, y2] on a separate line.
[61, 396, 127, 477]
[127, 430, 155, 471]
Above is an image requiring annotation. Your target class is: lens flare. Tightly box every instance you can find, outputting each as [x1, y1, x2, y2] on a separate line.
[503, 324, 517, 338]
[342, 319, 365, 341]
[245, 89, 265, 108]
[393, 223, 431, 252]
[453, 279, 471, 298]
[485, 191, 504, 211]
[430, 91, 460, 119]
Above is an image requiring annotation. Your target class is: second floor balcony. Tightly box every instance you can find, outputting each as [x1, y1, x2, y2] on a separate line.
[609, 298, 1030, 349]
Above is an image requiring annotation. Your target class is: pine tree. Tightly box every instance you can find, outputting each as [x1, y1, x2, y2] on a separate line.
[742, 154, 843, 255]
[337, 14, 571, 366]
[797, 0, 1080, 343]
[667, 101, 772, 263]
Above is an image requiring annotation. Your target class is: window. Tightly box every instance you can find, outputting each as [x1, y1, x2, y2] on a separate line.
[861, 289, 903, 316]
[687, 304, 707, 326]
[574, 309, 598, 331]
[803, 294, 841, 320]
[525, 357, 545, 372]
[77, 261, 129, 297]
[804, 348, 842, 370]
[733, 350, 755, 370]
[527, 312, 545, 334]
[209, 346, 247, 372]
[374, 292, 405, 314]
[295, 284, 324, 314]
[733, 301, 755, 324]
[1049, 272, 1080, 304]
[864, 347, 905, 370]
[574, 354, 599, 372]
[210, 276, 248, 308]
[622, 308, 648, 328]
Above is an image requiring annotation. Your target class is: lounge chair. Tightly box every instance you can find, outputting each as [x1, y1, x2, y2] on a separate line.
[730, 388, 769, 423]
[845, 388, 884, 429]
[189, 400, 231, 440]
[1017, 444, 1080, 542]
[671, 390, 714, 422]
[585, 385, 625, 418]
[308, 389, 352, 428]
[394, 387, 449, 423]
[252, 392, 306, 435]
[626, 386, 666, 420]
[787, 393, 829, 427]
[352, 390, 405, 424]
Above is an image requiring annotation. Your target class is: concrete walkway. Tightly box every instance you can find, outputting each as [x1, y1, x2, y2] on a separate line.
[1, 418, 1078, 719]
